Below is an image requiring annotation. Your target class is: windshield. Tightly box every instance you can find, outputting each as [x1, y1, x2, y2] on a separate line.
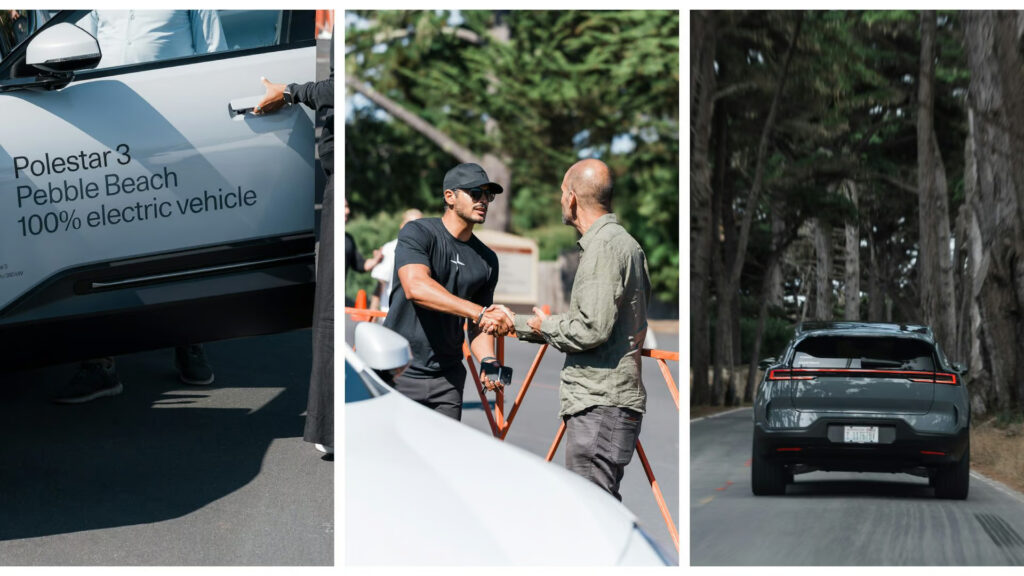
[345, 358, 390, 403]
[792, 336, 936, 371]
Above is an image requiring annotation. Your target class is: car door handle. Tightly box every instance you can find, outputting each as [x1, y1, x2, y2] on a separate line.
[228, 95, 262, 117]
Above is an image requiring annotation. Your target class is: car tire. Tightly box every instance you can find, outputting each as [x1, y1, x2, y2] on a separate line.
[933, 442, 970, 500]
[751, 435, 788, 496]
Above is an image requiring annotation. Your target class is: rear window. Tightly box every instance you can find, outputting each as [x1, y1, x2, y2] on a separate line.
[792, 336, 936, 371]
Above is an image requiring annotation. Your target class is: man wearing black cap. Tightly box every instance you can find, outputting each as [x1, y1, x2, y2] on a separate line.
[382, 163, 514, 420]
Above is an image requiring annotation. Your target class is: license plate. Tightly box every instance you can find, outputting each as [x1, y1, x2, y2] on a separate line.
[844, 425, 879, 444]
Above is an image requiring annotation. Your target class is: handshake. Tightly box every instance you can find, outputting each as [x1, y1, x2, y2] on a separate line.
[476, 304, 516, 336]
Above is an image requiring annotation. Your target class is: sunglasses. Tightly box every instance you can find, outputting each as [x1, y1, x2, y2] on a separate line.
[459, 187, 497, 203]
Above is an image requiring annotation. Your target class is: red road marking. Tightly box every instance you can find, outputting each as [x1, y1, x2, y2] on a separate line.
[715, 481, 734, 492]
[744, 459, 751, 467]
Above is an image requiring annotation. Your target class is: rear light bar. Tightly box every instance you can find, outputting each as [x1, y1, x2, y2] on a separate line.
[768, 368, 958, 385]
[767, 369, 815, 381]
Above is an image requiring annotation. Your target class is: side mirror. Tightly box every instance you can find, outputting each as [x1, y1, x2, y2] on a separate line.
[26, 23, 101, 74]
[354, 322, 412, 373]
[952, 362, 968, 374]
[759, 357, 777, 370]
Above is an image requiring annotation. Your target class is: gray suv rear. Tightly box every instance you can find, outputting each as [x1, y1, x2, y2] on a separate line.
[752, 322, 970, 499]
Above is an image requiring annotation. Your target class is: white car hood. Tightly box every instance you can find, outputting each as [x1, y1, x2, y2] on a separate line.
[345, 384, 639, 565]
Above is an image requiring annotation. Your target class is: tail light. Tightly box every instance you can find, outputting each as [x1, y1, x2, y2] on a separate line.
[767, 369, 815, 381]
[909, 372, 957, 385]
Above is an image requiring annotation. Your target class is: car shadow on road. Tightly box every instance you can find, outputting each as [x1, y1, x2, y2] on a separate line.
[786, 478, 934, 499]
[0, 331, 316, 542]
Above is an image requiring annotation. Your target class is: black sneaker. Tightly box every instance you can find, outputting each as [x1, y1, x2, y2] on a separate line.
[175, 345, 215, 385]
[53, 360, 123, 404]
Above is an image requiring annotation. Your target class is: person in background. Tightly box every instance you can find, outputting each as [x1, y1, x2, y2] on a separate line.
[371, 209, 423, 314]
[343, 199, 383, 308]
[76, 9, 226, 68]
[53, 9, 227, 405]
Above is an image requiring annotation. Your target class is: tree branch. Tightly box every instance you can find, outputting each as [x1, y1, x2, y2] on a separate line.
[865, 171, 917, 194]
[713, 81, 759, 102]
[367, 25, 484, 46]
[728, 12, 804, 291]
[346, 75, 482, 166]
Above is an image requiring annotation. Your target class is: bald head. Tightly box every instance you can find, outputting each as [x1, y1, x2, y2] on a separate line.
[400, 209, 422, 229]
[564, 159, 613, 211]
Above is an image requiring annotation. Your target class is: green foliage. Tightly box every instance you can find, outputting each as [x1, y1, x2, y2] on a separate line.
[713, 10, 967, 327]
[992, 410, 1024, 430]
[740, 316, 795, 363]
[521, 224, 579, 261]
[616, 140, 679, 301]
[346, 10, 679, 302]
[707, 304, 795, 364]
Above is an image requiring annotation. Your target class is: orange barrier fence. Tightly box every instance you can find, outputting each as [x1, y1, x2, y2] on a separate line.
[345, 297, 679, 551]
[643, 348, 679, 410]
[315, 10, 334, 38]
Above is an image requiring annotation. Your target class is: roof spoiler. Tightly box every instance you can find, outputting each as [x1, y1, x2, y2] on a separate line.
[795, 321, 933, 338]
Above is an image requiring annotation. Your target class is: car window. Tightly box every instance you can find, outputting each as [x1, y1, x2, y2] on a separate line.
[0, 10, 55, 60]
[217, 10, 282, 51]
[73, 10, 284, 71]
[792, 336, 936, 370]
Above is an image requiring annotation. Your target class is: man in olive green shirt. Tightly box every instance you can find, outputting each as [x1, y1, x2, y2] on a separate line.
[503, 158, 650, 501]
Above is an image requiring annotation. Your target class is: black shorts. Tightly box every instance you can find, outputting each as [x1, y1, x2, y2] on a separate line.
[391, 363, 467, 421]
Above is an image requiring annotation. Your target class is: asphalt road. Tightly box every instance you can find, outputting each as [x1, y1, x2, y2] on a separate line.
[0, 330, 332, 566]
[690, 408, 1024, 566]
[343, 318, 680, 558]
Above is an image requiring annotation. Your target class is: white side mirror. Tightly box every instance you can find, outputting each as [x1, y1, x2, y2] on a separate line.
[354, 322, 412, 372]
[26, 23, 101, 73]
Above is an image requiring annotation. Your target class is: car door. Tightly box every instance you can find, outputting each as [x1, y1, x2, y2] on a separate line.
[0, 10, 319, 368]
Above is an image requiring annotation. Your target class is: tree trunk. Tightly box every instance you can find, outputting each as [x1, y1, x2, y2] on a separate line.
[958, 110, 985, 414]
[964, 11, 1024, 414]
[768, 204, 786, 307]
[746, 238, 794, 402]
[714, 98, 742, 371]
[689, 11, 716, 406]
[867, 225, 885, 322]
[814, 218, 833, 320]
[713, 12, 803, 405]
[917, 11, 957, 354]
[843, 181, 861, 320]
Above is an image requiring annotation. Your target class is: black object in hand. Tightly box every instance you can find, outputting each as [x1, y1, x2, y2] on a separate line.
[481, 361, 513, 387]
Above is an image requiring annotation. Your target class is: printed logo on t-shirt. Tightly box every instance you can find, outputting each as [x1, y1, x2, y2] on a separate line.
[450, 253, 466, 266]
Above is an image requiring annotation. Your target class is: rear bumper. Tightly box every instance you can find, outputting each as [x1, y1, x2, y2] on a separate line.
[754, 418, 969, 472]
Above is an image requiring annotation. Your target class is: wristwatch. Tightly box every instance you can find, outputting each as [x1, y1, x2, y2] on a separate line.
[282, 88, 294, 106]
[475, 306, 486, 325]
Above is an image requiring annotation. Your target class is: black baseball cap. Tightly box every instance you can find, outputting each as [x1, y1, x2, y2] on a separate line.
[442, 163, 504, 194]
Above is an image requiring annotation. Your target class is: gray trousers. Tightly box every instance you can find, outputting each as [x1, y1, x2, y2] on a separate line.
[565, 405, 643, 501]
[391, 364, 467, 421]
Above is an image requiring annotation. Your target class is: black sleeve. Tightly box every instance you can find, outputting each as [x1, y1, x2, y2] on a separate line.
[288, 71, 333, 115]
[345, 233, 365, 272]
[394, 221, 433, 272]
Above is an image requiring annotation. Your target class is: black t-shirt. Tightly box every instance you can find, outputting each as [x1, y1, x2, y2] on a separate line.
[383, 218, 499, 377]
